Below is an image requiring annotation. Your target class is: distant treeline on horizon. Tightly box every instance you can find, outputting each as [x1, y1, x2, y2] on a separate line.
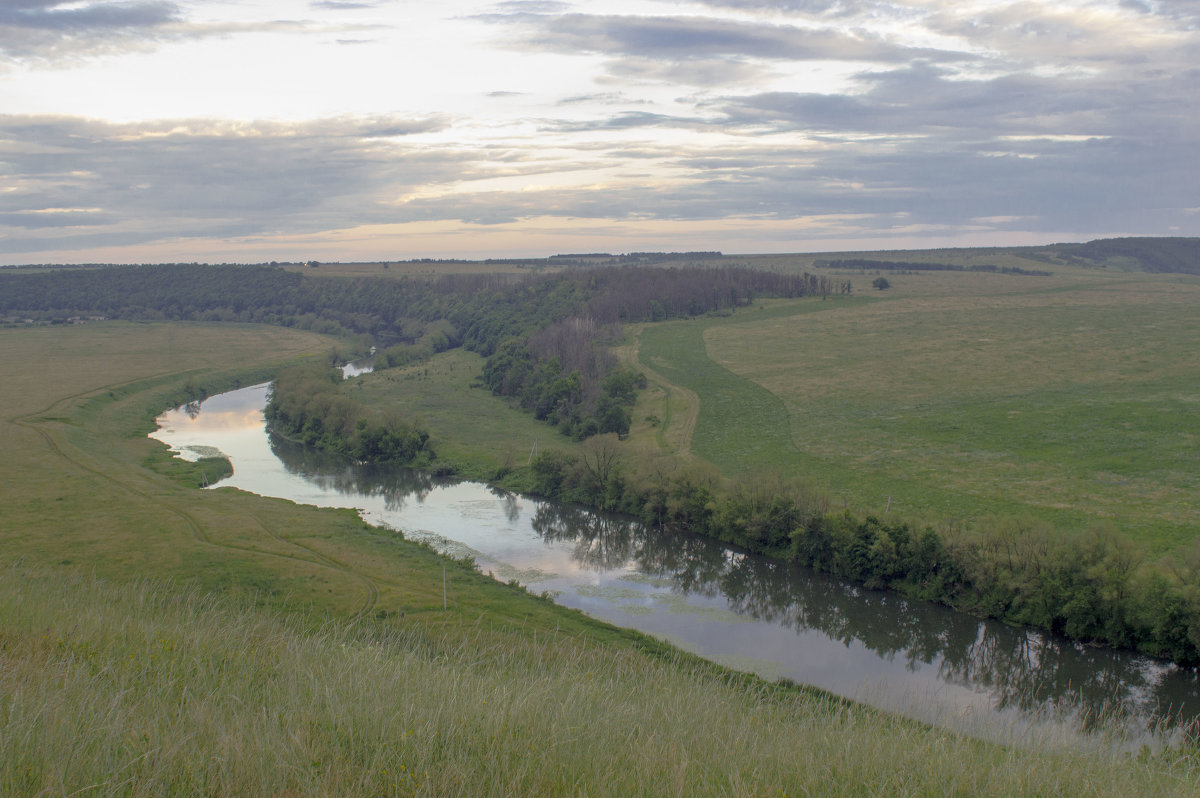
[3, 235, 1196, 274]
[815, 259, 1052, 276]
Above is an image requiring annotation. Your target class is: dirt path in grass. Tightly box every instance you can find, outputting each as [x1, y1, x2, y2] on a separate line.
[618, 326, 701, 461]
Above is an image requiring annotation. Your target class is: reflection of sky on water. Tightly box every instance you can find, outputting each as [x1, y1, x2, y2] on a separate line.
[340, 359, 374, 378]
[151, 384, 1200, 749]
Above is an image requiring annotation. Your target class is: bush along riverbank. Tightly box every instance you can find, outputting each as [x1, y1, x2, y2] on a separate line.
[522, 445, 1200, 666]
[265, 361, 435, 466]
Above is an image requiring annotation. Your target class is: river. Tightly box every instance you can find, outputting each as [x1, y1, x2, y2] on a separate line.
[150, 380, 1200, 749]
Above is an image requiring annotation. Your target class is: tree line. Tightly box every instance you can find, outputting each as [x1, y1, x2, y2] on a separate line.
[815, 259, 1050, 276]
[524, 442, 1200, 665]
[1040, 237, 1200, 275]
[264, 361, 434, 465]
[2, 262, 844, 443]
[528, 501, 1195, 732]
[474, 267, 845, 437]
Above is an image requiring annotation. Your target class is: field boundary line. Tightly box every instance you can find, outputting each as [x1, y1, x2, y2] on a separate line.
[627, 328, 701, 461]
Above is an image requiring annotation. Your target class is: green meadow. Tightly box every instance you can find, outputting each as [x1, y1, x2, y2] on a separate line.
[635, 266, 1200, 555]
[5, 317, 1199, 793]
[348, 347, 578, 485]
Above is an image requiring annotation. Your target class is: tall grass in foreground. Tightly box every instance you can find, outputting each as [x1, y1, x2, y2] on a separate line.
[2, 566, 1197, 797]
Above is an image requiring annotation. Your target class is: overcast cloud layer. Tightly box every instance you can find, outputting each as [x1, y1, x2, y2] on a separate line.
[0, 0, 1196, 263]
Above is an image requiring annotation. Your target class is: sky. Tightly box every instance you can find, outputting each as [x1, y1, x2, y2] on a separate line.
[1, 0, 1197, 264]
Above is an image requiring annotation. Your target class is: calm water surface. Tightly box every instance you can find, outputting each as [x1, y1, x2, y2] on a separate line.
[151, 382, 1200, 748]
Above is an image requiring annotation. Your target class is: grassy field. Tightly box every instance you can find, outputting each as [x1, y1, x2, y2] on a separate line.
[634, 265, 1200, 555]
[5, 320, 1200, 793]
[11, 565, 1200, 796]
[349, 348, 577, 484]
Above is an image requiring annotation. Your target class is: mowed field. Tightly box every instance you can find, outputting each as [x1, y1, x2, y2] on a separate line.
[637, 266, 1200, 555]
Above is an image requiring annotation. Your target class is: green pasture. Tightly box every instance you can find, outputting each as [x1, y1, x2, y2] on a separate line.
[637, 270, 1200, 553]
[349, 348, 576, 485]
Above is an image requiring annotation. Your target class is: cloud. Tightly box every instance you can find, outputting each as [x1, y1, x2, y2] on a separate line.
[493, 1, 572, 13]
[0, 0, 382, 64]
[0, 114, 457, 253]
[0, 209, 119, 230]
[599, 55, 771, 87]
[559, 92, 650, 106]
[3, 88, 1197, 261]
[2, 2, 1198, 260]
[922, 0, 1196, 68]
[0, 1, 180, 31]
[714, 61, 1196, 144]
[1119, 0, 1154, 13]
[311, 1, 379, 8]
[0, 1, 181, 60]
[539, 111, 710, 133]
[684, 1, 861, 16]
[478, 11, 974, 64]
[471, 7, 983, 90]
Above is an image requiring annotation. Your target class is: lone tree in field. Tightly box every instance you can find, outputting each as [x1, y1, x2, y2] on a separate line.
[872, 277, 891, 290]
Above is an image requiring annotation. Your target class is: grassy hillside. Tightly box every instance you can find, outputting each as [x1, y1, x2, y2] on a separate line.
[10, 566, 1200, 796]
[635, 269, 1200, 555]
[4, 321, 1199, 794]
[731, 236, 1200, 276]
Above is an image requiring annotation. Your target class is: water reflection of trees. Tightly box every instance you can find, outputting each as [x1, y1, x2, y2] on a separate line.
[531, 502, 1200, 736]
[243, 439, 1200, 737]
[488, 487, 523, 525]
[269, 434, 447, 510]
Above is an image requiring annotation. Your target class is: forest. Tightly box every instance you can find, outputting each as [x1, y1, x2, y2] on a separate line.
[264, 361, 435, 465]
[1036, 237, 1200, 274]
[1, 263, 844, 444]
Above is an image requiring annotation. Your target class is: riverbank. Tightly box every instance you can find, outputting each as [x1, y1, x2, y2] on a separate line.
[297, 323, 1200, 667]
[163, 380, 1200, 744]
[3, 322, 1199, 794]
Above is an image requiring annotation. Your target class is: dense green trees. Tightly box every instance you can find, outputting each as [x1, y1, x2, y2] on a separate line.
[265, 362, 432, 465]
[1049, 237, 1200, 274]
[816, 259, 1051, 276]
[2, 265, 842, 438]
